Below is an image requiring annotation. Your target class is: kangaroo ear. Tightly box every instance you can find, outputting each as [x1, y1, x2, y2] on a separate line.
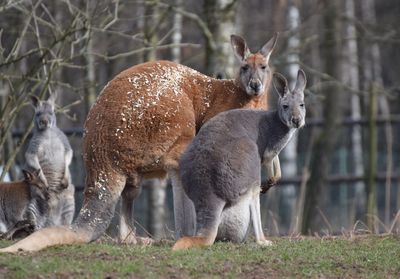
[47, 92, 58, 107]
[231, 34, 250, 62]
[22, 169, 33, 181]
[273, 72, 289, 98]
[294, 69, 307, 94]
[259, 32, 278, 61]
[29, 95, 41, 108]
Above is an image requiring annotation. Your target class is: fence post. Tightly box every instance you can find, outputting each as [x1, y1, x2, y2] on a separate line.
[366, 82, 378, 232]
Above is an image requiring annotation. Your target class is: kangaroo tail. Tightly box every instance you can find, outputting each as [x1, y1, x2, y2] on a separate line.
[0, 226, 89, 253]
[0, 179, 121, 253]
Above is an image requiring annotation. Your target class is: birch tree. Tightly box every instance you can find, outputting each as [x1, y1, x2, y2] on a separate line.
[281, 0, 300, 233]
[302, 1, 343, 234]
[203, 0, 238, 78]
[342, 0, 364, 227]
[142, 1, 167, 239]
[359, 0, 393, 230]
[171, 0, 183, 63]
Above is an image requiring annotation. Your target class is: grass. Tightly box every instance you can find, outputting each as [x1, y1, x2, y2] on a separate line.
[0, 234, 399, 278]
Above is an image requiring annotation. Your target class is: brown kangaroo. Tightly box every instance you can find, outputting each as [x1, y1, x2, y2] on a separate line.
[0, 33, 278, 252]
[0, 169, 49, 240]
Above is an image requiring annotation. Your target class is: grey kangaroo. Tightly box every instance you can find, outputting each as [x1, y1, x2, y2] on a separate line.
[173, 69, 306, 250]
[0, 169, 49, 239]
[25, 94, 75, 226]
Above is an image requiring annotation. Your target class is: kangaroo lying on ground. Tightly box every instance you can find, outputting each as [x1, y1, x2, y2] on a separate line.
[173, 69, 307, 250]
[0, 169, 49, 239]
[0, 33, 278, 252]
[25, 94, 75, 227]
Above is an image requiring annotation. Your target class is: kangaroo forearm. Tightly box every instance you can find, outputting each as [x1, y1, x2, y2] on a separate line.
[25, 153, 41, 170]
[272, 156, 281, 180]
[64, 149, 73, 168]
[262, 160, 274, 179]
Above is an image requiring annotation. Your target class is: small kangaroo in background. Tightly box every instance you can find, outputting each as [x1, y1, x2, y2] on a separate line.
[25, 94, 75, 227]
[173, 69, 307, 250]
[0, 168, 49, 239]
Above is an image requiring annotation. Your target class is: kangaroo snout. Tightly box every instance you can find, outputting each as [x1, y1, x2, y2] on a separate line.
[291, 116, 302, 128]
[248, 80, 262, 94]
[39, 119, 49, 127]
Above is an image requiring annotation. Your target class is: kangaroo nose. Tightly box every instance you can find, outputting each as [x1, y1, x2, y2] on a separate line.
[40, 119, 48, 126]
[292, 117, 300, 127]
[249, 80, 262, 92]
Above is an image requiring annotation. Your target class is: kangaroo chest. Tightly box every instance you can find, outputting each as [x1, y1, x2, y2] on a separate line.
[261, 129, 296, 162]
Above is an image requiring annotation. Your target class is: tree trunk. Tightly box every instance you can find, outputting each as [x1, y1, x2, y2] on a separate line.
[280, 0, 299, 234]
[142, 1, 167, 238]
[294, 0, 321, 234]
[143, 1, 159, 62]
[84, 26, 96, 116]
[145, 178, 167, 239]
[302, 1, 343, 234]
[359, 0, 393, 228]
[203, 0, 238, 78]
[342, 0, 364, 227]
[366, 83, 378, 232]
[171, 0, 183, 63]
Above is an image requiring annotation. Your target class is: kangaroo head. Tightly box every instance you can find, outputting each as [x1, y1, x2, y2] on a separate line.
[22, 169, 49, 200]
[30, 93, 57, 131]
[273, 69, 307, 129]
[231, 33, 278, 96]
[22, 169, 46, 189]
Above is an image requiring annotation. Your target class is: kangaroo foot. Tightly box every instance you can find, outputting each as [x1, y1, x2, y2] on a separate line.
[256, 239, 273, 246]
[4, 221, 34, 240]
[120, 234, 153, 246]
[136, 236, 153, 246]
[172, 236, 211, 251]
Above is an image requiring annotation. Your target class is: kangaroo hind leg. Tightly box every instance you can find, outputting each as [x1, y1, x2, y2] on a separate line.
[173, 198, 224, 250]
[72, 166, 127, 242]
[250, 192, 272, 246]
[118, 175, 152, 245]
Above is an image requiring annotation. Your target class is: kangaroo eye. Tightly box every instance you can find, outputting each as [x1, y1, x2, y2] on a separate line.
[261, 65, 267, 70]
[283, 105, 289, 110]
[241, 65, 249, 72]
[300, 103, 305, 107]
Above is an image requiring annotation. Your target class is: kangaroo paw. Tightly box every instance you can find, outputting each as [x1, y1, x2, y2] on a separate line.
[5, 221, 34, 240]
[60, 176, 69, 189]
[172, 236, 211, 251]
[136, 236, 153, 246]
[256, 239, 273, 246]
[119, 234, 153, 246]
[260, 177, 280, 194]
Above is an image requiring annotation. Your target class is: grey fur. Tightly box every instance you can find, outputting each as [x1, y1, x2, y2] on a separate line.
[0, 169, 49, 239]
[179, 69, 306, 245]
[25, 94, 75, 227]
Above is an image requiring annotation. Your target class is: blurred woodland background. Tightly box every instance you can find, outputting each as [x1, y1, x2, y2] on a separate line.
[0, 0, 399, 239]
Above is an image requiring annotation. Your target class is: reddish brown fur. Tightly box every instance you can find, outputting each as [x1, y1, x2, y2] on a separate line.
[0, 34, 277, 252]
[83, 60, 269, 187]
[0, 171, 47, 239]
[0, 181, 31, 210]
[172, 236, 211, 250]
